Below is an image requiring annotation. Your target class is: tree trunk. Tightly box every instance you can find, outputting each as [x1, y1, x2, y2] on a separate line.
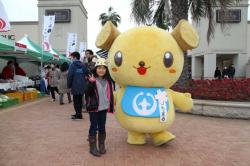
[176, 53, 190, 87]
[170, 0, 189, 88]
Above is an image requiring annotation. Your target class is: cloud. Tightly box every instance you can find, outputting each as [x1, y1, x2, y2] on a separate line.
[1, 0, 38, 21]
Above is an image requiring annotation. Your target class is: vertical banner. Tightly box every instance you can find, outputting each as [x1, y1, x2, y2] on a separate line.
[43, 15, 55, 51]
[0, 0, 11, 32]
[66, 33, 77, 57]
[79, 41, 86, 61]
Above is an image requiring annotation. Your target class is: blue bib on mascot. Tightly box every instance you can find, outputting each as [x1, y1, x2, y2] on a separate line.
[121, 86, 169, 118]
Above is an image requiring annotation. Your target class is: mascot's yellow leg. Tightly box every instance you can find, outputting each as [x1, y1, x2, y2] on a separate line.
[127, 131, 146, 145]
[150, 131, 176, 146]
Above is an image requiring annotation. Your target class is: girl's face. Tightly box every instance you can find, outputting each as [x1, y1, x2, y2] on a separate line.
[96, 66, 107, 77]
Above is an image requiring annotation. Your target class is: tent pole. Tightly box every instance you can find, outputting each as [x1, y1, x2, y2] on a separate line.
[41, 47, 43, 74]
[41, 35, 44, 78]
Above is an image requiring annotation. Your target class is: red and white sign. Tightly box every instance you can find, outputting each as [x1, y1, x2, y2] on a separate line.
[53, 54, 60, 60]
[15, 42, 27, 52]
[0, 0, 11, 32]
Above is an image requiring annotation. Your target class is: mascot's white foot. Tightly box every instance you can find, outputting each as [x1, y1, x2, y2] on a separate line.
[127, 131, 146, 145]
[150, 131, 176, 146]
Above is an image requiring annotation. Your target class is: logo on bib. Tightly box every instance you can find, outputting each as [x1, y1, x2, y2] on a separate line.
[121, 86, 169, 120]
[132, 92, 157, 116]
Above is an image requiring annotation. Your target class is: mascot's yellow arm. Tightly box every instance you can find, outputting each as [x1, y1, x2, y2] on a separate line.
[169, 89, 193, 112]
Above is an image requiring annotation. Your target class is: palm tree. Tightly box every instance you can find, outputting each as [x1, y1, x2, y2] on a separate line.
[131, 0, 238, 87]
[99, 7, 121, 27]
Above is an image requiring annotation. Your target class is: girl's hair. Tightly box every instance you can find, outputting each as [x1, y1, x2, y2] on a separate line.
[92, 65, 110, 79]
[60, 62, 69, 72]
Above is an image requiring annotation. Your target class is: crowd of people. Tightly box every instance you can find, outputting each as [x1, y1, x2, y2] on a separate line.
[43, 49, 113, 157]
[214, 64, 235, 79]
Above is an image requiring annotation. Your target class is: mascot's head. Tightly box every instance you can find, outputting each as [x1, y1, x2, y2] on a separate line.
[95, 20, 199, 88]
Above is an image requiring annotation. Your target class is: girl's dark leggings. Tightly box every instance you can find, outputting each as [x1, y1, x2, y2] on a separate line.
[89, 110, 107, 136]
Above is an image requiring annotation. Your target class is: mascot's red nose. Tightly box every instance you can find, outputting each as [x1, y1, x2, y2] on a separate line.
[137, 67, 147, 75]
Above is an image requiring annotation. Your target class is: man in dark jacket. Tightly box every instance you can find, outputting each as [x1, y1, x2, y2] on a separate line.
[67, 52, 88, 120]
[84, 49, 96, 73]
[228, 64, 235, 79]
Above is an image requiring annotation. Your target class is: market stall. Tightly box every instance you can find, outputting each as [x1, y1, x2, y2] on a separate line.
[16, 35, 53, 62]
[0, 36, 45, 108]
[16, 35, 55, 90]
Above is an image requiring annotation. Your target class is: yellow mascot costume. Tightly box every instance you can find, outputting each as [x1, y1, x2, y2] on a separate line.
[96, 20, 199, 146]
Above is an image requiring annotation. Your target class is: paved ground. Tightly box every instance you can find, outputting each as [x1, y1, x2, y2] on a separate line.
[0, 97, 250, 166]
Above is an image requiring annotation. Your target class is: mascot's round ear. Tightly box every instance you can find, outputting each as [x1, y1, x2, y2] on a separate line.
[171, 19, 199, 51]
[95, 21, 120, 51]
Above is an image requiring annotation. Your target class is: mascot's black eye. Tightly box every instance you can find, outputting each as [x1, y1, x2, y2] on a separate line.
[114, 51, 123, 66]
[163, 52, 174, 68]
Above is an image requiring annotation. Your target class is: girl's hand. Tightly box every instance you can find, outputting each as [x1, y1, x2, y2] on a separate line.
[88, 74, 96, 82]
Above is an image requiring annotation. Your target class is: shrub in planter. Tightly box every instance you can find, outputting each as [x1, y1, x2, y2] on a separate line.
[174, 79, 250, 101]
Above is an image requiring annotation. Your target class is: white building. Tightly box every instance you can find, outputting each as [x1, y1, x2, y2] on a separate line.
[190, 0, 250, 79]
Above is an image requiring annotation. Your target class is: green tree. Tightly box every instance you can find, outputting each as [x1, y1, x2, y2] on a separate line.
[131, 0, 238, 87]
[99, 6, 121, 27]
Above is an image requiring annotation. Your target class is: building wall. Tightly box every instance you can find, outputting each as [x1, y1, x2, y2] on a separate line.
[1, 22, 39, 43]
[38, 0, 88, 54]
[247, 22, 250, 61]
[190, 0, 249, 79]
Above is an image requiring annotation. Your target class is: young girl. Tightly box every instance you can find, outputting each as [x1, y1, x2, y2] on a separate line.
[85, 58, 114, 157]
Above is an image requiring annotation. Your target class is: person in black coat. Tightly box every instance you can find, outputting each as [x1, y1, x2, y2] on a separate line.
[84, 58, 114, 157]
[67, 52, 88, 120]
[214, 67, 222, 79]
[228, 64, 235, 79]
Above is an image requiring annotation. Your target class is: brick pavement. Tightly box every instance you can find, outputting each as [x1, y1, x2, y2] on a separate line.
[0, 98, 250, 166]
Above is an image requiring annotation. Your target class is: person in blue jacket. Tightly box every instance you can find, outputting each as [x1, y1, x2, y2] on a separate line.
[67, 51, 88, 120]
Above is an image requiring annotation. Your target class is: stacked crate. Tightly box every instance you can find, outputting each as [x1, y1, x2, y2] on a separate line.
[0, 95, 19, 109]
[1, 89, 44, 109]
[5, 91, 24, 102]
